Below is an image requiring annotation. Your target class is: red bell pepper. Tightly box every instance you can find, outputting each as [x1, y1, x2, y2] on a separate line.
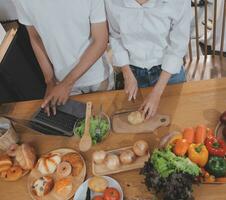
[205, 136, 226, 157]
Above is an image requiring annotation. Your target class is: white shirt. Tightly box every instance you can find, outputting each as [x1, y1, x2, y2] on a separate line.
[105, 0, 192, 74]
[0, 23, 6, 44]
[13, 0, 112, 88]
[0, 0, 17, 21]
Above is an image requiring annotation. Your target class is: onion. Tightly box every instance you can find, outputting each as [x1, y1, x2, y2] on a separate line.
[105, 154, 120, 170]
[120, 150, 135, 164]
[92, 150, 107, 164]
[133, 140, 149, 157]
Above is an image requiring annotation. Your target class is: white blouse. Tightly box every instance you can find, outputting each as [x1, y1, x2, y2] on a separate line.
[105, 0, 192, 74]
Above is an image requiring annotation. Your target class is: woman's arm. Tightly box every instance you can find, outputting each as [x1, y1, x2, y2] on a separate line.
[141, 1, 192, 119]
[140, 71, 171, 119]
[105, 1, 138, 100]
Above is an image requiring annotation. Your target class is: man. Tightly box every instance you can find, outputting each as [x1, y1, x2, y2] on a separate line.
[14, 0, 113, 115]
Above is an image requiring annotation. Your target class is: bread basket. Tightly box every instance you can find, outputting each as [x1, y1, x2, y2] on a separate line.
[0, 117, 19, 151]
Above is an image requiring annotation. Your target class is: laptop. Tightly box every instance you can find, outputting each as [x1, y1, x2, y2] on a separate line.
[30, 99, 86, 137]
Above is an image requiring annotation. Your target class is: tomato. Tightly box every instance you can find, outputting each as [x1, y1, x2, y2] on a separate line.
[92, 196, 104, 200]
[103, 187, 120, 200]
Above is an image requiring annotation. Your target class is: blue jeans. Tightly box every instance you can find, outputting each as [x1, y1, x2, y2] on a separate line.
[130, 65, 186, 88]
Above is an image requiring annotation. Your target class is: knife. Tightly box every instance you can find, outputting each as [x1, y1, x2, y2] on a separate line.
[113, 109, 139, 116]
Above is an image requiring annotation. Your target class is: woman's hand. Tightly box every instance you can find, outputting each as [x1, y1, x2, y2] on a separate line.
[140, 90, 161, 119]
[41, 81, 72, 115]
[122, 65, 138, 101]
[140, 70, 172, 119]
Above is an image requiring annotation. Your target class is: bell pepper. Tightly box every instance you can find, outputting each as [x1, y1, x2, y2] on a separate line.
[206, 156, 226, 178]
[188, 144, 209, 167]
[205, 136, 226, 157]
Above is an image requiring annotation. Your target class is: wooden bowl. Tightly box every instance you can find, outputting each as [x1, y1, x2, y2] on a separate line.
[27, 148, 86, 200]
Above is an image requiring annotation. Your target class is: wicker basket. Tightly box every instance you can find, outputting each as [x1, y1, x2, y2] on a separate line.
[0, 117, 19, 151]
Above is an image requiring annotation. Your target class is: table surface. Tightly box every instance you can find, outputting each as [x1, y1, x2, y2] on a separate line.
[0, 78, 226, 200]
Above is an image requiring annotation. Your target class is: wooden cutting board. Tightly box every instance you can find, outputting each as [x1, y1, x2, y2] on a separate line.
[112, 113, 170, 134]
[92, 146, 149, 176]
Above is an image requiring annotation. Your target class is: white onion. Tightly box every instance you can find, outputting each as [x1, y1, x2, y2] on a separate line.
[120, 150, 135, 164]
[92, 150, 107, 164]
[105, 154, 120, 170]
[133, 140, 149, 156]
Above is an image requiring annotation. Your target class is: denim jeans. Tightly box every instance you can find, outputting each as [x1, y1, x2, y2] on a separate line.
[130, 65, 186, 88]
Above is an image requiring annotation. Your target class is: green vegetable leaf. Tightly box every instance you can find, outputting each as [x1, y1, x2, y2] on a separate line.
[73, 116, 109, 144]
[151, 148, 200, 178]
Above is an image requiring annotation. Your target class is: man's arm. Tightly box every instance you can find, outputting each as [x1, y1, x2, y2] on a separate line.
[41, 21, 108, 108]
[26, 26, 55, 85]
[27, 26, 56, 115]
[62, 22, 108, 87]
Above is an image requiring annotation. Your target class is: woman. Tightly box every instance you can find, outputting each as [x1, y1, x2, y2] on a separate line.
[105, 0, 191, 119]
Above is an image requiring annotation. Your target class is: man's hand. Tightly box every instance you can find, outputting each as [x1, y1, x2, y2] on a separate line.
[140, 90, 161, 120]
[43, 81, 56, 116]
[122, 66, 138, 101]
[41, 82, 72, 115]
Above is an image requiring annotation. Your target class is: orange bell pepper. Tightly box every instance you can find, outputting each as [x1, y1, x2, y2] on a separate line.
[188, 144, 209, 167]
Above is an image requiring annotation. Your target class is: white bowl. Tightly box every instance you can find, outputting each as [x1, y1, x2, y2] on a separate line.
[74, 176, 123, 200]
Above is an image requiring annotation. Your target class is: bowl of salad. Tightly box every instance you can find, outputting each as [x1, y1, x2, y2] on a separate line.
[74, 112, 111, 144]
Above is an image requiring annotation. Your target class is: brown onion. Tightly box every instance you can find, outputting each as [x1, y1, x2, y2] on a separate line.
[120, 150, 135, 164]
[92, 150, 107, 164]
[105, 154, 120, 170]
[133, 140, 149, 156]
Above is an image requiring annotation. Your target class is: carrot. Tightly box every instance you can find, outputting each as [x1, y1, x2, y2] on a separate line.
[182, 127, 195, 144]
[173, 139, 189, 156]
[194, 125, 207, 144]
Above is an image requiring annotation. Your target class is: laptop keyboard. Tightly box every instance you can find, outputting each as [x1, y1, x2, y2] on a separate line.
[33, 109, 80, 132]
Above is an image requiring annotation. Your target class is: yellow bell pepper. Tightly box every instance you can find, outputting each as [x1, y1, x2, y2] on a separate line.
[188, 144, 209, 167]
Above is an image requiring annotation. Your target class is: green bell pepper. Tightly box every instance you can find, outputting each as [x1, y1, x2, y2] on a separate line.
[206, 156, 226, 178]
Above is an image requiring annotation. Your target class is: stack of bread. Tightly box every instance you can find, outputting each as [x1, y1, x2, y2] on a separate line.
[0, 143, 36, 181]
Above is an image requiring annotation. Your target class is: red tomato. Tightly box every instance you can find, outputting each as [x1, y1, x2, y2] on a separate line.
[103, 187, 120, 200]
[92, 196, 104, 200]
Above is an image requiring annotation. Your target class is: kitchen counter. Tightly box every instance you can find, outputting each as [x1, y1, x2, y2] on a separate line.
[0, 78, 226, 200]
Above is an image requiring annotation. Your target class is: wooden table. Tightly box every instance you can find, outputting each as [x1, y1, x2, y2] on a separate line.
[0, 78, 226, 200]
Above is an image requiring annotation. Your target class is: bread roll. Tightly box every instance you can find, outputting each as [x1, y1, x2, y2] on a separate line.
[0, 154, 12, 173]
[54, 178, 73, 196]
[128, 111, 144, 125]
[1, 165, 23, 181]
[37, 153, 61, 175]
[62, 153, 84, 176]
[88, 176, 108, 193]
[15, 144, 36, 170]
[32, 176, 54, 197]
